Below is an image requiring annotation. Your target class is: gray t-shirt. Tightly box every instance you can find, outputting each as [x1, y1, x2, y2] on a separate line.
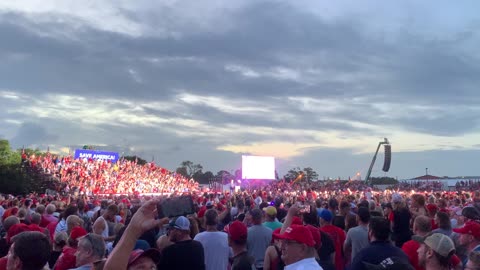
[247, 224, 272, 268]
[345, 224, 369, 261]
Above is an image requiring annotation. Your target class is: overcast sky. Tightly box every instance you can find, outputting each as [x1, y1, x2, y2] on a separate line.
[1, 1, 479, 179]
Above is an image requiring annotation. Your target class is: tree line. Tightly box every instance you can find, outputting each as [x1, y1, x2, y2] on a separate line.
[0, 140, 57, 195]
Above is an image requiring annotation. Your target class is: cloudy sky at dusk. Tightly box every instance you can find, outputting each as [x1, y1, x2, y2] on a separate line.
[1, 1, 479, 179]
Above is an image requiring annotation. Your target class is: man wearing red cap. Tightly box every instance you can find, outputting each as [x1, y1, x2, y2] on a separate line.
[55, 226, 87, 270]
[453, 221, 480, 265]
[127, 249, 160, 270]
[274, 225, 321, 269]
[226, 221, 256, 270]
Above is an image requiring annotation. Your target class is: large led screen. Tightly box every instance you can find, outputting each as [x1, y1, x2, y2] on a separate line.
[242, 155, 275, 180]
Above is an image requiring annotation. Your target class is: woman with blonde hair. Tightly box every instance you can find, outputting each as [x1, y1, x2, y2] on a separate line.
[390, 194, 412, 247]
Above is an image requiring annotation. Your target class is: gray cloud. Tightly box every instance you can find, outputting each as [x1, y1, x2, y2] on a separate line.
[10, 122, 59, 147]
[1, 1, 480, 177]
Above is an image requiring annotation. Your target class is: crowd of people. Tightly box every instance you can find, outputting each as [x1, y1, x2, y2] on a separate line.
[26, 153, 199, 195]
[1, 155, 480, 269]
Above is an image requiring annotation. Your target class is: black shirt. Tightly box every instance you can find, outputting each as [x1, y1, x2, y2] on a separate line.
[48, 250, 62, 269]
[392, 208, 412, 247]
[350, 241, 409, 270]
[231, 251, 255, 270]
[318, 231, 335, 261]
[158, 239, 205, 270]
[276, 208, 288, 222]
[318, 231, 336, 270]
[0, 238, 9, 258]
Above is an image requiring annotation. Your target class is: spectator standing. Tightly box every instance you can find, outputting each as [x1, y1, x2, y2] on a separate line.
[415, 233, 455, 270]
[6, 231, 51, 270]
[41, 203, 57, 227]
[127, 249, 160, 270]
[158, 216, 206, 269]
[263, 228, 284, 270]
[402, 216, 432, 270]
[274, 224, 321, 269]
[72, 233, 105, 270]
[49, 231, 67, 269]
[0, 216, 19, 257]
[247, 208, 273, 270]
[351, 217, 409, 270]
[319, 209, 346, 270]
[194, 209, 230, 270]
[227, 220, 256, 270]
[55, 206, 78, 236]
[263, 206, 283, 231]
[390, 194, 412, 247]
[344, 207, 370, 262]
[432, 212, 452, 236]
[452, 221, 480, 266]
[55, 226, 88, 270]
[92, 204, 118, 244]
[274, 198, 288, 222]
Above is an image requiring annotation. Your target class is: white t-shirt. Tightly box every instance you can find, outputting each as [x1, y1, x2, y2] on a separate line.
[194, 231, 231, 270]
[285, 257, 322, 270]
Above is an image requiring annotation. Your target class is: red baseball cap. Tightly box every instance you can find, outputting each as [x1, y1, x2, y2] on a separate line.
[273, 225, 315, 247]
[70, 226, 87, 241]
[226, 221, 248, 241]
[128, 249, 161, 267]
[272, 228, 282, 240]
[306, 225, 321, 249]
[453, 221, 480, 239]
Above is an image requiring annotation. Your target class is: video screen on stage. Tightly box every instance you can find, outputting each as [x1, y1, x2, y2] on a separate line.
[242, 155, 275, 180]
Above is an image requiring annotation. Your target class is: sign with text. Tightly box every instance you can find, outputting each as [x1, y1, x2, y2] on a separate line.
[74, 149, 119, 162]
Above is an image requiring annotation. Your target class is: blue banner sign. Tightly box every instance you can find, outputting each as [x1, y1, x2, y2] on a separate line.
[74, 149, 119, 162]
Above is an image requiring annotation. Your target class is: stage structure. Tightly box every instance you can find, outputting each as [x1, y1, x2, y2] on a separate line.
[365, 138, 391, 184]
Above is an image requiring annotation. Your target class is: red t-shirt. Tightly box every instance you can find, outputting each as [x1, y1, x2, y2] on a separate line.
[402, 239, 461, 270]
[402, 240, 421, 270]
[0, 256, 6, 270]
[320, 225, 346, 270]
[54, 246, 77, 270]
